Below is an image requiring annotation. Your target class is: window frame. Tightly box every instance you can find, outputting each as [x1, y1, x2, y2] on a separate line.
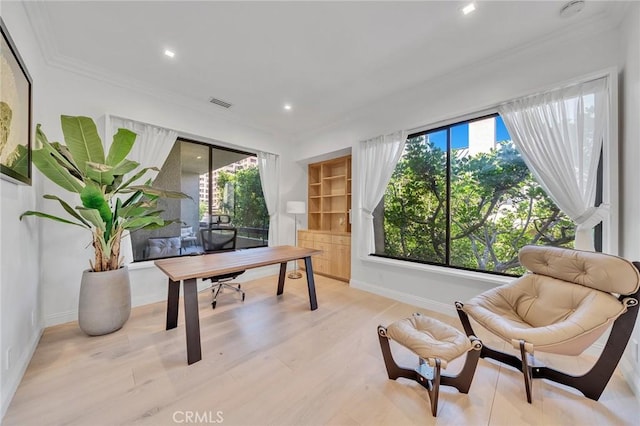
[177, 136, 259, 225]
[372, 111, 604, 277]
[131, 137, 269, 262]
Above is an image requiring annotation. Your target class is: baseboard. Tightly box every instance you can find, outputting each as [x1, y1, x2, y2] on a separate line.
[350, 278, 611, 351]
[45, 265, 282, 327]
[44, 309, 77, 327]
[1, 327, 43, 420]
[350, 278, 456, 316]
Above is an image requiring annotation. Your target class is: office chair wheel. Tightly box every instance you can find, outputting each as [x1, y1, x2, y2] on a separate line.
[238, 284, 241, 289]
[242, 293, 246, 302]
[211, 301, 217, 309]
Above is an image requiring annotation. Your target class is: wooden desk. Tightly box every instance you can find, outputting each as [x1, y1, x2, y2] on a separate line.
[154, 245, 321, 364]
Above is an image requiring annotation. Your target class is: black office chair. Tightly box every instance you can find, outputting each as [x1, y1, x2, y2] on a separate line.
[200, 227, 245, 309]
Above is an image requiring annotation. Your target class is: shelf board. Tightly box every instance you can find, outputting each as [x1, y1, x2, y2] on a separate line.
[308, 156, 351, 234]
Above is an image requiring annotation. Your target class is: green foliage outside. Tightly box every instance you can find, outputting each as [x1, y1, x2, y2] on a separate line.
[215, 166, 268, 230]
[216, 170, 233, 214]
[380, 136, 575, 275]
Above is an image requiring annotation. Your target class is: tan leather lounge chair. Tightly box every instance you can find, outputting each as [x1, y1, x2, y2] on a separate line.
[456, 245, 640, 402]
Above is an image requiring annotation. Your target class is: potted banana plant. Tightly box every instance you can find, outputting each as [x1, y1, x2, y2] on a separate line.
[21, 115, 188, 335]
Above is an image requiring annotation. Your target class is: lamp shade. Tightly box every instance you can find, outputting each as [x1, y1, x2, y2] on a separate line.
[286, 201, 306, 214]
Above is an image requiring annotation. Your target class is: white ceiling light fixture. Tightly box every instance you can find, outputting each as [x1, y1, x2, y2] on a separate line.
[164, 49, 175, 58]
[462, 3, 476, 15]
[559, 0, 585, 18]
[284, 104, 292, 111]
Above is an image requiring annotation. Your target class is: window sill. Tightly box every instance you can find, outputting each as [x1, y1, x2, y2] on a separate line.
[360, 255, 512, 286]
[127, 260, 156, 271]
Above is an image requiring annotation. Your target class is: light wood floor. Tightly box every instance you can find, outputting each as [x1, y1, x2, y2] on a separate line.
[4, 274, 639, 425]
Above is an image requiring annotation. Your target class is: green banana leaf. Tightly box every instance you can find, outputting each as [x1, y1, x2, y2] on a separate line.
[106, 128, 136, 166]
[61, 115, 105, 173]
[32, 147, 84, 194]
[77, 207, 106, 231]
[80, 184, 113, 227]
[123, 215, 165, 231]
[125, 185, 193, 200]
[85, 159, 139, 186]
[43, 194, 91, 228]
[114, 166, 159, 193]
[117, 204, 155, 219]
[20, 210, 89, 228]
[50, 141, 82, 179]
[85, 162, 116, 186]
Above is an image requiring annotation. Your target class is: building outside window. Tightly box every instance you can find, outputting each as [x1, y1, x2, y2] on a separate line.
[132, 139, 268, 261]
[374, 114, 585, 276]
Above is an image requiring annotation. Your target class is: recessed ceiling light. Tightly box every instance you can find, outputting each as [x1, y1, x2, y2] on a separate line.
[559, 0, 585, 18]
[164, 49, 175, 58]
[284, 104, 292, 111]
[462, 3, 476, 15]
[196, 156, 202, 159]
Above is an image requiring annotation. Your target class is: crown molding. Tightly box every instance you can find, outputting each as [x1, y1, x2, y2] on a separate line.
[22, 0, 624, 142]
[21, 1, 56, 63]
[294, 6, 624, 141]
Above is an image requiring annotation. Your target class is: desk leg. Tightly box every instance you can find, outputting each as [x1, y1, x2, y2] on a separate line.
[166, 278, 180, 330]
[183, 278, 202, 365]
[304, 256, 318, 311]
[277, 262, 287, 295]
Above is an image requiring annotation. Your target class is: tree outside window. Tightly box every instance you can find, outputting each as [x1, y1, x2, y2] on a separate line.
[375, 115, 576, 276]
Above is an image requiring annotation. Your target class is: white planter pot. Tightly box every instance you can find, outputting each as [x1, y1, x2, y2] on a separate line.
[78, 266, 131, 336]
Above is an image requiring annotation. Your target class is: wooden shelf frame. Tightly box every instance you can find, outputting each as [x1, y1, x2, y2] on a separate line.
[307, 155, 352, 233]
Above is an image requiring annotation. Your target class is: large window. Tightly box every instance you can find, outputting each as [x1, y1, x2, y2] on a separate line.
[132, 139, 269, 261]
[374, 114, 583, 276]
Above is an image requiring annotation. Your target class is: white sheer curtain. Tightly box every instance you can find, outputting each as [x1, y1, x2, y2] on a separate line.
[498, 77, 609, 251]
[108, 117, 178, 184]
[257, 151, 280, 246]
[358, 130, 407, 257]
[107, 116, 179, 263]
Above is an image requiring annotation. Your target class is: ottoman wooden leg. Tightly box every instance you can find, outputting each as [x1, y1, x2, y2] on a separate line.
[377, 322, 483, 417]
[441, 336, 483, 394]
[415, 358, 442, 416]
[378, 326, 416, 381]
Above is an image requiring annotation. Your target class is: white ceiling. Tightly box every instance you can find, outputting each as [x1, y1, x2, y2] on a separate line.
[24, 1, 625, 137]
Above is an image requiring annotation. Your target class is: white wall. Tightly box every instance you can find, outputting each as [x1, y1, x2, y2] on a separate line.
[295, 23, 624, 311]
[0, 1, 45, 418]
[0, 0, 298, 416]
[1, 2, 638, 418]
[294, 9, 640, 397]
[618, 2, 640, 396]
[34, 63, 299, 325]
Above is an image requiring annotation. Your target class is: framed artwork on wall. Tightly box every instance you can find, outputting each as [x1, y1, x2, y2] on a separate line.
[0, 18, 32, 185]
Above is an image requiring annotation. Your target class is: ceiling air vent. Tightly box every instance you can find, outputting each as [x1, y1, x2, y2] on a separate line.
[209, 97, 232, 109]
